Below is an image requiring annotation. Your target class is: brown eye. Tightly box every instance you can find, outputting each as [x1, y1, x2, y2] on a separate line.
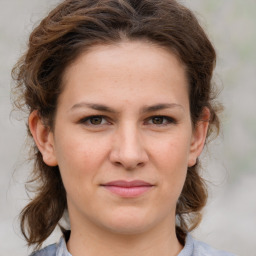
[79, 115, 110, 127]
[152, 117, 164, 124]
[146, 116, 177, 126]
[89, 116, 103, 125]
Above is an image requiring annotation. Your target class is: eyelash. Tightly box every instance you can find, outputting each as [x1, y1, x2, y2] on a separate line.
[145, 116, 177, 126]
[78, 115, 110, 126]
[78, 115, 177, 127]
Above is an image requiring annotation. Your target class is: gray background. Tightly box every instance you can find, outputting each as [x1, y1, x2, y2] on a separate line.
[1, 0, 256, 255]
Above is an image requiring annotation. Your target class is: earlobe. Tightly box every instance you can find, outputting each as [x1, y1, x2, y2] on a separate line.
[188, 108, 210, 167]
[29, 110, 58, 166]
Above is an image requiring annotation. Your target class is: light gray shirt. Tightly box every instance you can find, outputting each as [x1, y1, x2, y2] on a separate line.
[30, 233, 236, 256]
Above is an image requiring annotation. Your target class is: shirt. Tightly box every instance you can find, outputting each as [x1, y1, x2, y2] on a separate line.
[30, 233, 236, 256]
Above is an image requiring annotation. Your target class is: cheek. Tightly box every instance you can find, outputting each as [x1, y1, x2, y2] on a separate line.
[150, 133, 191, 194]
[55, 128, 108, 164]
[54, 133, 110, 191]
[151, 132, 191, 169]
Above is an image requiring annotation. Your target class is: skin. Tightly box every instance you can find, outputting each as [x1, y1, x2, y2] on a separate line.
[29, 41, 209, 256]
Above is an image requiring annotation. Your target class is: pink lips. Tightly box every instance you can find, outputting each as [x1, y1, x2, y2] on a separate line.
[101, 180, 154, 198]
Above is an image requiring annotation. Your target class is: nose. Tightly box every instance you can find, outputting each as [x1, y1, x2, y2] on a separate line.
[109, 124, 149, 170]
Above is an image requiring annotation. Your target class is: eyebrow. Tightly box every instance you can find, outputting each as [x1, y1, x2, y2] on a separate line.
[70, 102, 184, 113]
[70, 103, 116, 113]
[141, 103, 184, 113]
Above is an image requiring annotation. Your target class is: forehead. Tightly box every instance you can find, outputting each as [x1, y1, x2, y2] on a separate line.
[63, 40, 186, 83]
[59, 40, 189, 110]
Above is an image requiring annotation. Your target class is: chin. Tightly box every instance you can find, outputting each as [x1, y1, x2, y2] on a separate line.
[99, 208, 158, 235]
[105, 221, 152, 235]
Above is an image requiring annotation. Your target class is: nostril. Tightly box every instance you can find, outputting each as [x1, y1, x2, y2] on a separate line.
[111, 158, 145, 170]
[113, 161, 122, 167]
[137, 162, 145, 167]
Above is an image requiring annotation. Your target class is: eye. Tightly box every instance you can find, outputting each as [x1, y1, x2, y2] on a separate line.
[147, 116, 176, 126]
[79, 115, 109, 126]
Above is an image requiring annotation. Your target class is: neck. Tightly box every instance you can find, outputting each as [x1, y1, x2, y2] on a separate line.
[67, 216, 183, 256]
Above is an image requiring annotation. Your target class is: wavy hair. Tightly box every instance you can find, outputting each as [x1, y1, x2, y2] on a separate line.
[12, 0, 220, 249]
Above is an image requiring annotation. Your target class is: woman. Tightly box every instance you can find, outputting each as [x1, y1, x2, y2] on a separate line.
[12, 0, 235, 255]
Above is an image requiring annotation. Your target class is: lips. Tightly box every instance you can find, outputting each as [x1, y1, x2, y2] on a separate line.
[101, 180, 154, 197]
[104, 180, 152, 187]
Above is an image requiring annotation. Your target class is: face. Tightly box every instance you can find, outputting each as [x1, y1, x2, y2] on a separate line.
[31, 41, 208, 236]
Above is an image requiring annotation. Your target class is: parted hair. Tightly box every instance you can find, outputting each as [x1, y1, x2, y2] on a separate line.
[12, 0, 220, 249]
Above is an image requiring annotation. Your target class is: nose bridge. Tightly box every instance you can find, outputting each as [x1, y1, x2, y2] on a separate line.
[121, 122, 140, 155]
[110, 121, 148, 169]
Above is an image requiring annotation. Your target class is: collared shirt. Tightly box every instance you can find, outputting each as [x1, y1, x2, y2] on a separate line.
[30, 233, 236, 256]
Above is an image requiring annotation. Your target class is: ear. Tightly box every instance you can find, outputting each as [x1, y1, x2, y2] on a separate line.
[188, 108, 210, 167]
[29, 110, 58, 166]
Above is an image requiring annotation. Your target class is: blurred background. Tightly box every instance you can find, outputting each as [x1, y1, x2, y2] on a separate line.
[1, 0, 255, 255]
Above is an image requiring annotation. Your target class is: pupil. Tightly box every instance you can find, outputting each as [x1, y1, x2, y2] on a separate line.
[153, 117, 163, 124]
[91, 117, 102, 125]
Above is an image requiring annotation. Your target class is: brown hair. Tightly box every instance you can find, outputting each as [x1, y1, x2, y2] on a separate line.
[12, 0, 220, 249]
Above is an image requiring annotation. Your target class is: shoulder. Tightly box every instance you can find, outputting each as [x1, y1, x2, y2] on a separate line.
[186, 234, 237, 256]
[29, 243, 57, 256]
[29, 236, 70, 256]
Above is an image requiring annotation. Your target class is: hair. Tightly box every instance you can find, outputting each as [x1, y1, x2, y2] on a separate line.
[12, 0, 221, 249]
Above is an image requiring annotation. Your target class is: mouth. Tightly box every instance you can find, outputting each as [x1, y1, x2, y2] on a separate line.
[100, 180, 154, 198]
